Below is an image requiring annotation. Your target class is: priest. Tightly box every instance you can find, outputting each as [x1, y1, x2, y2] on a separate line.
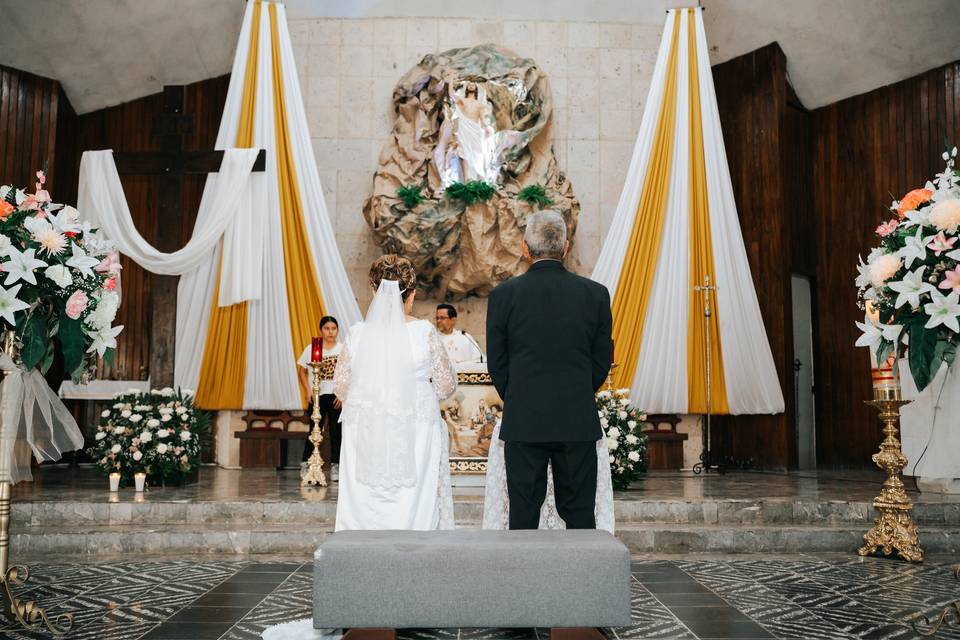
[435, 303, 485, 365]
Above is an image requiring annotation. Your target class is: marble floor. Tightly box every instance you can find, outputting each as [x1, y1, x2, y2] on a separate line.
[0, 555, 958, 639]
[11, 465, 960, 505]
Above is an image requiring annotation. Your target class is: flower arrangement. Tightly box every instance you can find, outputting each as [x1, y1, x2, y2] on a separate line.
[855, 148, 960, 391]
[87, 388, 210, 486]
[596, 388, 648, 490]
[0, 170, 122, 380]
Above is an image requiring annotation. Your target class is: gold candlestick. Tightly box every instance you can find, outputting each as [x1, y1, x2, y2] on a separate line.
[301, 359, 327, 487]
[857, 384, 924, 562]
[0, 331, 72, 635]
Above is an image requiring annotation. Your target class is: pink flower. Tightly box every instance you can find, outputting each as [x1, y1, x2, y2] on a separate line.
[927, 232, 958, 255]
[35, 171, 45, 186]
[96, 251, 122, 276]
[876, 219, 898, 237]
[104, 277, 117, 291]
[65, 290, 89, 319]
[940, 266, 960, 294]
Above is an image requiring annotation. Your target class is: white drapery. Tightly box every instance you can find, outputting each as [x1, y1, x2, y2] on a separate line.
[592, 9, 783, 415]
[77, 1, 361, 410]
[78, 148, 262, 306]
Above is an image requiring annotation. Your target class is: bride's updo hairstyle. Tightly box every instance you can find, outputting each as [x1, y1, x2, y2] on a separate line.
[369, 254, 417, 301]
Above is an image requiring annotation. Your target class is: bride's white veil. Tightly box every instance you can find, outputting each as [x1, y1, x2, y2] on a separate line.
[341, 279, 417, 489]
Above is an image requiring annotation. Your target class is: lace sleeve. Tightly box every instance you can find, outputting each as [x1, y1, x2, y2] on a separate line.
[428, 326, 457, 400]
[333, 341, 351, 400]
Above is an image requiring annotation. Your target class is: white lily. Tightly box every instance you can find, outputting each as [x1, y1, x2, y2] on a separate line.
[899, 226, 934, 269]
[902, 207, 931, 228]
[3, 246, 48, 286]
[855, 314, 902, 351]
[0, 285, 30, 327]
[924, 291, 960, 334]
[947, 247, 960, 262]
[855, 255, 872, 289]
[887, 266, 937, 309]
[66, 242, 99, 278]
[49, 206, 82, 234]
[85, 324, 124, 356]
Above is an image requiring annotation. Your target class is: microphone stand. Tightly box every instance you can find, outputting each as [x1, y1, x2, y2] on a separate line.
[692, 275, 724, 475]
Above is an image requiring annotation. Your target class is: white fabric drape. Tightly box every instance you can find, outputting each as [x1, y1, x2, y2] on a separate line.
[590, 8, 783, 415]
[592, 11, 675, 299]
[175, 2, 360, 409]
[78, 148, 262, 306]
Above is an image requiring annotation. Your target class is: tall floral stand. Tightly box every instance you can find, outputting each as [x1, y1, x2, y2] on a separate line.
[0, 333, 73, 634]
[857, 360, 923, 562]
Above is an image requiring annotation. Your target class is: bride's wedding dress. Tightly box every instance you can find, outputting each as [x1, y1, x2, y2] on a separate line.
[482, 422, 616, 533]
[262, 282, 457, 639]
[333, 317, 457, 531]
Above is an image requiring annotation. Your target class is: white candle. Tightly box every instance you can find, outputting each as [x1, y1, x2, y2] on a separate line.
[109, 473, 120, 492]
[134, 473, 146, 493]
[865, 301, 900, 398]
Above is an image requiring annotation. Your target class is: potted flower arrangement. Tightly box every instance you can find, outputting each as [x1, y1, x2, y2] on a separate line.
[855, 148, 960, 391]
[0, 170, 122, 380]
[596, 387, 648, 490]
[87, 387, 210, 487]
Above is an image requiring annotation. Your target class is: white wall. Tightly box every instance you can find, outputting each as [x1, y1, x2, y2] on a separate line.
[289, 17, 663, 339]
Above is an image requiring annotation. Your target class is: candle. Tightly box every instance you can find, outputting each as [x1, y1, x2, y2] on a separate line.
[134, 472, 146, 493]
[311, 336, 322, 363]
[109, 473, 120, 493]
[865, 301, 900, 399]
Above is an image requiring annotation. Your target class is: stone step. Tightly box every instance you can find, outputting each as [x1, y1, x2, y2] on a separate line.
[11, 521, 960, 556]
[13, 497, 960, 527]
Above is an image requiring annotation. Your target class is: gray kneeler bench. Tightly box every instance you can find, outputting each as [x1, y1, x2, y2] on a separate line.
[313, 529, 632, 639]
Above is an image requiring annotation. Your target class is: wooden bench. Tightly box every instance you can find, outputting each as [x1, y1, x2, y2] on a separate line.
[234, 410, 330, 469]
[312, 530, 632, 639]
[642, 414, 688, 470]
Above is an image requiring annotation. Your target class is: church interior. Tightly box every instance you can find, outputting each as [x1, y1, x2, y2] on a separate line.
[1, 0, 960, 638]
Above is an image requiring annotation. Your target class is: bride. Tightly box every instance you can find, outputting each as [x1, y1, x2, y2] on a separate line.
[262, 255, 456, 639]
[332, 254, 457, 531]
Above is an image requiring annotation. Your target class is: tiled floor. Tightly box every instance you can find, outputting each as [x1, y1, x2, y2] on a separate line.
[0, 556, 957, 639]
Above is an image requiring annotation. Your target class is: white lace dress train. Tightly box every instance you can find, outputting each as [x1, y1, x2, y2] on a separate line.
[482, 421, 615, 533]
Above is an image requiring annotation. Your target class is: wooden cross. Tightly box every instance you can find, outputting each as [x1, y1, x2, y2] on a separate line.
[113, 85, 266, 387]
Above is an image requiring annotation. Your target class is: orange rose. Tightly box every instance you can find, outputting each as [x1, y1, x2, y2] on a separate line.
[897, 188, 933, 219]
[0, 201, 13, 219]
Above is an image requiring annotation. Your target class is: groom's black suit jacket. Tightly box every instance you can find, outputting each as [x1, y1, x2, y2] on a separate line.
[486, 259, 613, 443]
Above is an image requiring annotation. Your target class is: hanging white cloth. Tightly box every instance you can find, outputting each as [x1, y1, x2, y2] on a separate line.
[0, 354, 84, 484]
[77, 148, 263, 307]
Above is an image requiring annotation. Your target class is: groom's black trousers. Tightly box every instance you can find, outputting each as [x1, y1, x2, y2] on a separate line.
[504, 441, 598, 530]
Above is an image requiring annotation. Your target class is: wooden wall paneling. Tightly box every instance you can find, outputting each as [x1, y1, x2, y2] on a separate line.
[709, 44, 797, 469]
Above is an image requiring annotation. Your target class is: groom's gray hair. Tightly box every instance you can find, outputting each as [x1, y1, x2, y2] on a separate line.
[524, 210, 567, 259]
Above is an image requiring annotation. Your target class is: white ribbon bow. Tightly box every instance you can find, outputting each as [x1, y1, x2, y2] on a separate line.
[0, 355, 84, 484]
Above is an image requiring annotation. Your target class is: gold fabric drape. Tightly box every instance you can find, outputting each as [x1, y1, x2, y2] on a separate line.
[685, 9, 728, 413]
[195, 0, 261, 409]
[609, 16, 682, 390]
[269, 3, 327, 407]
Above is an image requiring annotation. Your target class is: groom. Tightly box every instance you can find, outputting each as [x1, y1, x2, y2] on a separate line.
[487, 210, 613, 529]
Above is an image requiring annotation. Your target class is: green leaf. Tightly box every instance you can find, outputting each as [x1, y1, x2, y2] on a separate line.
[20, 312, 48, 371]
[59, 317, 85, 377]
[396, 184, 424, 209]
[876, 339, 894, 368]
[103, 348, 115, 368]
[40, 341, 55, 375]
[517, 184, 554, 209]
[908, 323, 938, 392]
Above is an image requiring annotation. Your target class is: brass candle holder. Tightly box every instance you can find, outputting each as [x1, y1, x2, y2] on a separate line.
[0, 332, 72, 635]
[301, 359, 327, 487]
[857, 384, 924, 563]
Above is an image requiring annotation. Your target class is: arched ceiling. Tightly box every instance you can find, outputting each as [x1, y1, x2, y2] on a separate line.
[1, 0, 956, 114]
